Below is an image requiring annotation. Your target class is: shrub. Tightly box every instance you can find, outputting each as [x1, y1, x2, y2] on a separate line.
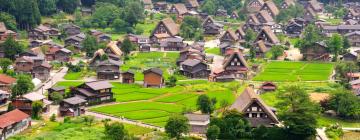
[325, 124, 344, 140]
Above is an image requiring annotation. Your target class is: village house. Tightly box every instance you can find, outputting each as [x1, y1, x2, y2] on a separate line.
[65, 33, 86, 52]
[246, 0, 265, 13]
[185, 0, 199, 11]
[154, 2, 168, 11]
[230, 11, 239, 19]
[160, 37, 187, 51]
[185, 114, 210, 134]
[12, 92, 52, 115]
[177, 47, 206, 65]
[0, 74, 16, 92]
[89, 42, 122, 68]
[256, 10, 274, 24]
[259, 82, 277, 93]
[143, 68, 164, 88]
[344, 9, 360, 21]
[260, 0, 279, 18]
[59, 97, 87, 117]
[150, 18, 180, 43]
[302, 41, 330, 61]
[303, 7, 317, 22]
[222, 50, 249, 79]
[47, 86, 66, 100]
[220, 30, 238, 43]
[215, 9, 228, 17]
[103, 41, 123, 60]
[45, 46, 72, 62]
[90, 30, 111, 43]
[63, 24, 81, 36]
[255, 26, 280, 45]
[345, 19, 358, 25]
[209, 69, 236, 82]
[96, 59, 121, 80]
[345, 31, 360, 47]
[121, 71, 135, 84]
[321, 25, 360, 36]
[32, 62, 52, 81]
[180, 59, 210, 78]
[15, 56, 52, 81]
[0, 90, 10, 105]
[285, 19, 304, 37]
[142, 0, 153, 10]
[0, 109, 31, 140]
[219, 42, 245, 56]
[253, 40, 271, 58]
[230, 87, 280, 127]
[169, 3, 188, 18]
[127, 34, 151, 47]
[202, 16, 224, 35]
[342, 52, 358, 61]
[350, 79, 360, 89]
[0, 22, 16, 42]
[281, 0, 295, 9]
[235, 27, 246, 44]
[306, 0, 323, 13]
[29, 25, 60, 40]
[243, 14, 261, 32]
[72, 81, 114, 105]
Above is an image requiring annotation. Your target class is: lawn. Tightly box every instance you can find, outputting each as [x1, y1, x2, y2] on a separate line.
[63, 72, 83, 80]
[9, 118, 153, 140]
[135, 20, 157, 36]
[121, 52, 185, 81]
[90, 81, 239, 127]
[205, 47, 221, 55]
[253, 61, 334, 82]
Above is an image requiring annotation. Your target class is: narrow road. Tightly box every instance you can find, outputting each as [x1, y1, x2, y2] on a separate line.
[34, 67, 68, 95]
[316, 128, 329, 140]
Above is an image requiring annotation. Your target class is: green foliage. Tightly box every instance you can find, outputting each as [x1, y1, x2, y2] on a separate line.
[0, 37, 24, 60]
[32, 101, 44, 119]
[82, 115, 95, 126]
[329, 90, 360, 119]
[325, 124, 344, 140]
[334, 61, 358, 87]
[166, 75, 177, 87]
[49, 92, 63, 104]
[165, 115, 189, 140]
[276, 4, 305, 23]
[276, 85, 320, 140]
[270, 45, 285, 60]
[196, 94, 216, 114]
[11, 74, 35, 98]
[209, 110, 252, 139]
[123, 1, 144, 26]
[0, 12, 17, 31]
[56, 0, 79, 14]
[1, 0, 41, 29]
[326, 33, 344, 61]
[92, 3, 120, 28]
[120, 38, 135, 56]
[206, 125, 220, 140]
[7, 103, 15, 112]
[201, 0, 243, 15]
[201, 0, 217, 15]
[82, 35, 99, 57]
[112, 18, 130, 33]
[245, 29, 256, 42]
[38, 0, 57, 16]
[104, 122, 128, 140]
[0, 58, 12, 73]
[296, 24, 322, 57]
[180, 16, 203, 40]
[50, 114, 57, 122]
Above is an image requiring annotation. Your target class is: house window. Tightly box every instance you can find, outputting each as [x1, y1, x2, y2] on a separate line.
[231, 62, 235, 66]
[252, 107, 257, 111]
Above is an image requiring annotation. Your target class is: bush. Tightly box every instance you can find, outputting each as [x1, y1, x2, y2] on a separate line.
[325, 124, 344, 140]
[50, 114, 57, 122]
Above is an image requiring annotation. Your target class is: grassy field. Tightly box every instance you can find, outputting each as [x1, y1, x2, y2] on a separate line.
[121, 52, 185, 81]
[63, 72, 83, 80]
[90, 81, 239, 127]
[341, 131, 360, 140]
[205, 47, 221, 55]
[9, 118, 153, 140]
[253, 61, 334, 82]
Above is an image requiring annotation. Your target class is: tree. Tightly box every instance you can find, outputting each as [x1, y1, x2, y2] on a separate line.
[197, 94, 217, 114]
[120, 38, 135, 56]
[38, 0, 57, 16]
[5, 0, 42, 29]
[104, 122, 128, 140]
[57, 0, 79, 14]
[276, 85, 321, 140]
[244, 29, 256, 43]
[11, 74, 34, 98]
[296, 24, 322, 58]
[122, 1, 145, 26]
[165, 115, 189, 140]
[112, 18, 130, 33]
[49, 92, 63, 104]
[334, 62, 358, 87]
[81, 0, 95, 7]
[166, 75, 177, 87]
[0, 37, 24, 60]
[82, 36, 98, 57]
[50, 114, 57, 122]
[206, 125, 220, 140]
[0, 12, 17, 31]
[327, 33, 343, 61]
[0, 58, 12, 73]
[32, 101, 43, 119]
[328, 90, 360, 119]
[270, 45, 284, 60]
[209, 110, 252, 139]
[180, 16, 202, 40]
[201, 0, 217, 15]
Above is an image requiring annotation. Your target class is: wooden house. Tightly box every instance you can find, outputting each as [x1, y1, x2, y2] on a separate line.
[47, 86, 66, 100]
[63, 24, 81, 36]
[202, 17, 224, 35]
[103, 41, 123, 60]
[230, 11, 239, 19]
[154, 2, 168, 11]
[246, 0, 265, 13]
[345, 19, 359, 25]
[243, 14, 261, 32]
[59, 97, 87, 117]
[90, 30, 111, 43]
[235, 27, 246, 44]
[65, 33, 86, 52]
[150, 18, 180, 43]
[159, 37, 187, 51]
[0, 90, 10, 104]
[285, 19, 304, 36]
[127, 34, 150, 47]
[342, 52, 358, 61]
[0, 74, 16, 92]
[345, 31, 360, 47]
[253, 40, 271, 58]
[220, 30, 238, 43]
[0, 109, 31, 140]
[185, 114, 210, 134]
[29, 25, 60, 40]
[281, 0, 295, 9]
[0, 22, 16, 42]
[169, 3, 188, 17]
[303, 7, 317, 22]
[256, 10, 274, 24]
[45, 47, 72, 62]
[215, 9, 228, 17]
[32, 62, 51, 81]
[306, 0, 323, 13]
[72, 81, 114, 105]
[302, 41, 330, 61]
[230, 87, 279, 127]
[12, 92, 52, 115]
[344, 9, 360, 21]
[96, 59, 121, 80]
[185, 0, 199, 10]
[223, 50, 249, 79]
[260, 1, 279, 18]
[177, 47, 206, 65]
[121, 71, 135, 84]
[259, 82, 277, 93]
[180, 59, 210, 78]
[143, 68, 164, 88]
[255, 26, 280, 45]
[15, 56, 34, 73]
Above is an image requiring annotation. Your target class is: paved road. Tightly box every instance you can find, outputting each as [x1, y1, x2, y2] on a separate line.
[316, 128, 329, 140]
[34, 67, 68, 95]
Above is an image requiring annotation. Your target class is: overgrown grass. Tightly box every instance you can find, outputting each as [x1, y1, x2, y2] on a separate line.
[205, 47, 221, 55]
[63, 72, 83, 80]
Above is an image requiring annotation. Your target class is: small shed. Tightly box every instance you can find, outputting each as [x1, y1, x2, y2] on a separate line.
[259, 82, 277, 93]
[185, 114, 210, 134]
[121, 71, 135, 84]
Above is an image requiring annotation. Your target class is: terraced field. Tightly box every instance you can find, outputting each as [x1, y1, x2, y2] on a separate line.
[253, 61, 334, 82]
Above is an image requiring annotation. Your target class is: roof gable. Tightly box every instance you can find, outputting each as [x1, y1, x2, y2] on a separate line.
[261, 1, 279, 17]
[256, 26, 279, 44]
[0, 109, 29, 128]
[152, 18, 179, 37]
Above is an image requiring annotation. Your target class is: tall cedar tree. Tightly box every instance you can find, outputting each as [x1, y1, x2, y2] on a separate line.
[0, 37, 24, 60]
[120, 38, 134, 56]
[57, 0, 79, 14]
[3, 0, 42, 29]
[165, 115, 189, 140]
[38, 0, 57, 16]
[82, 36, 98, 57]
